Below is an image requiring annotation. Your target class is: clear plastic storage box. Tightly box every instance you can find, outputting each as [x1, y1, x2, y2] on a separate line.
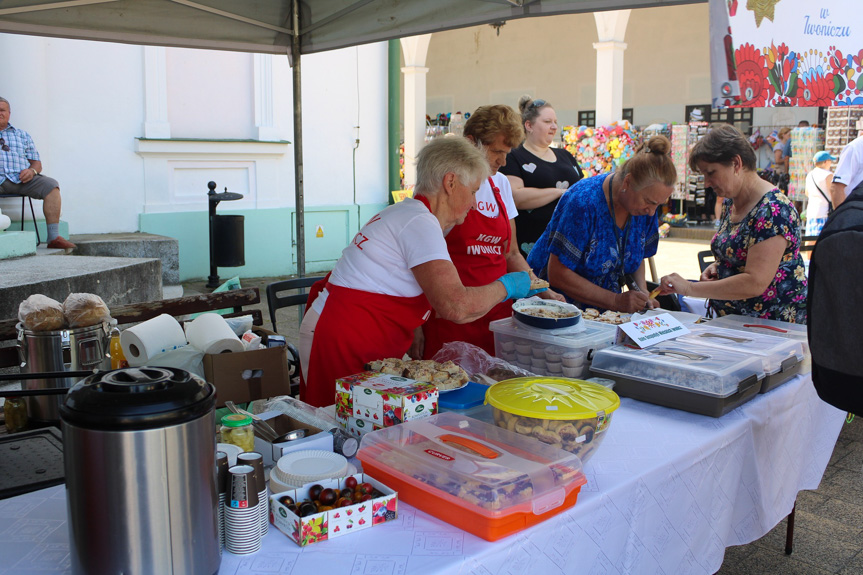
[707, 315, 810, 372]
[673, 324, 804, 393]
[357, 411, 587, 541]
[589, 342, 765, 417]
[490, 317, 617, 379]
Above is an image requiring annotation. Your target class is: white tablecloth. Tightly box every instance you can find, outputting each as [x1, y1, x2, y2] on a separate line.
[0, 375, 845, 575]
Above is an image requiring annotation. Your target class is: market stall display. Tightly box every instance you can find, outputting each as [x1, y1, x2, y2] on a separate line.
[671, 123, 690, 201]
[561, 122, 639, 177]
[589, 341, 765, 417]
[357, 412, 587, 541]
[787, 126, 825, 202]
[485, 377, 619, 463]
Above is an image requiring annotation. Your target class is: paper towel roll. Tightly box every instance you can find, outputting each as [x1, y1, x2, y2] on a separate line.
[120, 313, 188, 366]
[186, 313, 245, 354]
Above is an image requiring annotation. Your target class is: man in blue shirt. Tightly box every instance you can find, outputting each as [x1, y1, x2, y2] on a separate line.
[0, 97, 75, 250]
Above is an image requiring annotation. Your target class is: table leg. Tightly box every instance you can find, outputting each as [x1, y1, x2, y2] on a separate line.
[784, 501, 796, 555]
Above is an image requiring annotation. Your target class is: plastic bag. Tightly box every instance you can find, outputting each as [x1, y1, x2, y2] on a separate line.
[18, 294, 65, 331]
[263, 395, 339, 430]
[63, 293, 112, 328]
[431, 342, 535, 384]
[225, 315, 254, 336]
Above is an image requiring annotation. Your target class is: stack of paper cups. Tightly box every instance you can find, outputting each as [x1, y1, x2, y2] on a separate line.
[120, 314, 187, 366]
[224, 465, 261, 555]
[216, 451, 229, 553]
[186, 313, 245, 354]
[238, 452, 268, 537]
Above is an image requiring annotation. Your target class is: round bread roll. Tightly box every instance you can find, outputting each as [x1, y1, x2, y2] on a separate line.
[18, 294, 66, 331]
[63, 293, 111, 328]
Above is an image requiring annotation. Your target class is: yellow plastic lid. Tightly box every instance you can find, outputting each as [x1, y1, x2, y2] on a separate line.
[485, 377, 620, 420]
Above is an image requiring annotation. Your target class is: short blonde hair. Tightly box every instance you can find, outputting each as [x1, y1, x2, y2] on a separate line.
[415, 137, 490, 196]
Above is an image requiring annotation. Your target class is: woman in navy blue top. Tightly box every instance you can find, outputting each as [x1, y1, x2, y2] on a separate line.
[528, 135, 677, 313]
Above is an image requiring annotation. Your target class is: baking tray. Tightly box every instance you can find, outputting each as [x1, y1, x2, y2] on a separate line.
[0, 427, 65, 499]
[760, 356, 803, 394]
[590, 368, 761, 418]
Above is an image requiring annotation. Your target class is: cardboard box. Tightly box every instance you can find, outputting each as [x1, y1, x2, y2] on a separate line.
[252, 411, 334, 466]
[334, 371, 438, 429]
[339, 416, 382, 438]
[203, 328, 291, 407]
[270, 473, 398, 546]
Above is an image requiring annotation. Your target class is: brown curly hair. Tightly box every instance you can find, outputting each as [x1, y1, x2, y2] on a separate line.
[463, 105, 524, 148]
[618, 134, 677, 191]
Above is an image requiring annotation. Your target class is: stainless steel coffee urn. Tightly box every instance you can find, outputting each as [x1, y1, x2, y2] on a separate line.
[60, 367, 221, 575]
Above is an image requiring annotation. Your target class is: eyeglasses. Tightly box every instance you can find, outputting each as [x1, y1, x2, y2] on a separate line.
[529, 99, 547, 110]
[0, 138, 8, 152]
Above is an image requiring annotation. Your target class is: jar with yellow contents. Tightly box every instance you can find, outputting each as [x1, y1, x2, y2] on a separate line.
[220, 413, 255, 452]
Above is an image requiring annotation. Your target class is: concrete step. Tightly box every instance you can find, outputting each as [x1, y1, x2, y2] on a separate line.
[665, 223, 717, 241]
[0, 253, 163, 320]
[70, 232, 179, 286]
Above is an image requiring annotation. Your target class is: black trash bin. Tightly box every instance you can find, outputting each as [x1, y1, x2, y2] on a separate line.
[207, 181, 245, 288]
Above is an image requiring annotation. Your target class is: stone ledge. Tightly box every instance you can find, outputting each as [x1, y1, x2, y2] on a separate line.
[69, 232, 179, 286]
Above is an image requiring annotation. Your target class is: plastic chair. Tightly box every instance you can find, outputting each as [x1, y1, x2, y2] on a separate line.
[265, 276, 326, 396]
[697, 250, 715, 273]
[0, 193, 41, 246]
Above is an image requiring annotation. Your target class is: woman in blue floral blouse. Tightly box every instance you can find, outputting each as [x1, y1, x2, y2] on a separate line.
[527, 135, 677, 313]
[660, 124, 807, 323]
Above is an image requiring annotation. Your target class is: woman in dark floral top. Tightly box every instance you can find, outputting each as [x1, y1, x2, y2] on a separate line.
[659, 124, 807, 323]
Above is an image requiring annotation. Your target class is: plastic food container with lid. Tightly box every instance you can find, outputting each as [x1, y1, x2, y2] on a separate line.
[707, 315, 810, 372]
[485, 377, 619, 464]
[357, 412, 586, 541]
[490, 317, 617, 378]
[673, 324, 804, 393]
[589, 342, 765, 417]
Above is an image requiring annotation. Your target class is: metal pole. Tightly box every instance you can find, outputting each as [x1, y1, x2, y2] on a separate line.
[292, 0, 306, 277]
[387, 39, 401, 203]
[206, 181, 220, 288]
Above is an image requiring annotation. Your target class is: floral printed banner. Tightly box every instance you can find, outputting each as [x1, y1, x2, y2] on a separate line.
[710, 0, 862, 107]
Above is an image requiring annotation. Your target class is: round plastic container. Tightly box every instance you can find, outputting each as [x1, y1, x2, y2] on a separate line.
[485, 377, 620, 463]
[220, 413, 255, 452]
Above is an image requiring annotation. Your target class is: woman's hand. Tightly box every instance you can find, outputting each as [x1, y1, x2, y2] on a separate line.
[613, 290, 651, 313]
[659, 273, 693, 296]
[407, 326, 424, 360]
[700, 262, 719, 282]
[538, 288, 566, 302]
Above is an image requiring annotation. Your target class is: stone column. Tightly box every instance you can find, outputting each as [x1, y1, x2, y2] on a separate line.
[143, 46, 171, 139]
[593, 10, 630, 127]
[400, 34, 431, 188]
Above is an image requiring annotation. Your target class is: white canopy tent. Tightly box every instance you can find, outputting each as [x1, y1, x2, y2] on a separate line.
[0, 0, 701, 274]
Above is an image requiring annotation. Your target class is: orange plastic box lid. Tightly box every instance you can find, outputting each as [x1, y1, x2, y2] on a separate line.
[357, 412, 586, 541]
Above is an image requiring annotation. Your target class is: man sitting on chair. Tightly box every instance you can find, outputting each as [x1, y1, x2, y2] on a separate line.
[0, 97, 75, 250]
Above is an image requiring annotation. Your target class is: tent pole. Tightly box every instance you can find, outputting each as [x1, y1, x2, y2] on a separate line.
[292, 0, 305, 277]
[387, 38, 401, 203]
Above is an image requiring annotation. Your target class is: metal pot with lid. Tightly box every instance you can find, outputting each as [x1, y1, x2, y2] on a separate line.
[61, 367, 221, 575]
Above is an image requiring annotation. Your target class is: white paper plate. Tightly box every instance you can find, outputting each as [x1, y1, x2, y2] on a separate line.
[438, 379, 469, 393]
[273, 449, 348, 487]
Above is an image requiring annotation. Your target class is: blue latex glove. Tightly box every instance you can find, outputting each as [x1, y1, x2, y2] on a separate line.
[497, 271, 532, 301]
[527, 284, 549, 297]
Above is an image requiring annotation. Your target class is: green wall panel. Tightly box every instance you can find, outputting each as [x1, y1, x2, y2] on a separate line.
[140, 203, 389, 281]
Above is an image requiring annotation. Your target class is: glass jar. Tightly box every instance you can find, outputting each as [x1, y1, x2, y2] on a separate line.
[4, 397, 28, 433]
[220, 413, 254, 452]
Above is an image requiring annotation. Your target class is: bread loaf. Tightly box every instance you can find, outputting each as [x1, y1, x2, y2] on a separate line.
[63, 293, 111, 327]
[18, 294, 65, 331]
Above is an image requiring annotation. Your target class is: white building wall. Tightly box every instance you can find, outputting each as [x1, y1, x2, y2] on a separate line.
[0, 34, 389, 236]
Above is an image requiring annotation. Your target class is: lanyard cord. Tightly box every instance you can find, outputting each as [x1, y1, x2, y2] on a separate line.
[606, 173, 631, 287]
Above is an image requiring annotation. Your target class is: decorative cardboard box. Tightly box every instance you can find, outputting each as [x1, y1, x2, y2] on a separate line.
[203, 328, 290, 407]
[334, 372, 438, 429]
[270, 473, 398, 546]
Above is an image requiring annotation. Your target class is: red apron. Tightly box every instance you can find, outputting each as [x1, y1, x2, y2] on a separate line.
[422, 177, 512, 359]
[302, 197, 435, 407]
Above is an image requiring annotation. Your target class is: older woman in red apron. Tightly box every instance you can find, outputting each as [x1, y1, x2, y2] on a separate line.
[416, 105, 565, 360]
[299, 136, 546, 407]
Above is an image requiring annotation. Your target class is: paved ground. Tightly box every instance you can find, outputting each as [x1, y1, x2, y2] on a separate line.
[182, 236, 863, 575]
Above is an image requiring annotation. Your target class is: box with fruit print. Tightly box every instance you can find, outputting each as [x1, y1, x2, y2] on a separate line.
[335, 371, 438, 428]
[342, 416, 382, 438]
[270, 473, 398, 547]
